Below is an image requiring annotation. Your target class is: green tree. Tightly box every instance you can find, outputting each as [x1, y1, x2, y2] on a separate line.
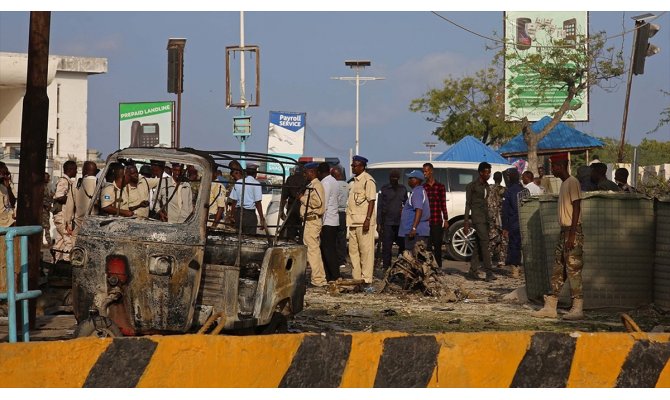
[409, 61, 521, 147]
[506, 31, 625, 173]
[572, 137, 670, 168]
[648, 90, 670, 134]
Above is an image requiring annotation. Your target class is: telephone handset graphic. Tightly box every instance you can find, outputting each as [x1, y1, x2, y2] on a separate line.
[130, 120, 160, 147]
[516, 17, 532, 50]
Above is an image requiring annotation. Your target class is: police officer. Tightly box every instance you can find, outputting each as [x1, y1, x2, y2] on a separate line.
[41, 172, 54, 246]
[300, 162, 327, 287]
[346, 155, 377, 285]
[52, 160, 77, 261]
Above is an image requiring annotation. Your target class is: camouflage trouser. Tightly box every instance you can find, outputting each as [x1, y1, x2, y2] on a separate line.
[41, 210, 51, 245]
[488, 223, 508, 265]
[550, 225, 584, 299]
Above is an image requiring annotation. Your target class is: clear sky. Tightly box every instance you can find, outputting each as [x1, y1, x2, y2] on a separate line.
[1, 8, 669, 164]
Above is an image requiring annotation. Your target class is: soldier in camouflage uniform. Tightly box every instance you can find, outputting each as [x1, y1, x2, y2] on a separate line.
[42, 172, 54, 247]
[487, 171, 507, 267]
[532, 153, 584, 320]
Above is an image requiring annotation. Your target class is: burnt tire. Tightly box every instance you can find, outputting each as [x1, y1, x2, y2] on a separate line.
[446, 220, 475, 262]
[256, 312, 288, 334]
[75, 316, 122, 338]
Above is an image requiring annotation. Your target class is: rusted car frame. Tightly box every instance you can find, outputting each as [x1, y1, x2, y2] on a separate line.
[71, 148, 307, 336]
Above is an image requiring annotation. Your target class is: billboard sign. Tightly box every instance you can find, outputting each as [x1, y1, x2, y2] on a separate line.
[267, 111, 306, 176]
[504, 11, 589, 122]
[119, 101, 174, 148]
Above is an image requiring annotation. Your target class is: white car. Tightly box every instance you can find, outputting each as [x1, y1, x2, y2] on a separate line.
[367, 161, 510, 261]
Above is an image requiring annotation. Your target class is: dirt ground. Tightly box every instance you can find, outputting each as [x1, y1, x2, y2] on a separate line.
[291, 260, 670, 334]
[4, 254, 668, 341]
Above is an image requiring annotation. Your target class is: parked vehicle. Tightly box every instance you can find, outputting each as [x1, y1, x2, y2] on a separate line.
[367, 161, 510, 261]
[70, 148, 307, 337]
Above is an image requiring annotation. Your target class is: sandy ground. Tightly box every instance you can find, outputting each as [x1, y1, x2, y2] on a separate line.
[4, 255, 667, 341]
[291, 259, 670, 334]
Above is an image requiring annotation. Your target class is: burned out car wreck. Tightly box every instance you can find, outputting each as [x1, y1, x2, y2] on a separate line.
[70, 148, 307, 337]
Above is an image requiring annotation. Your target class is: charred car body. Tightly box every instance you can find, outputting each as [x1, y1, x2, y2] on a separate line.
[70, 148, 307, 336]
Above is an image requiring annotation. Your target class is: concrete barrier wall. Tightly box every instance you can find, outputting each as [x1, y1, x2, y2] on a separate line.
[1, 331, 670, 388]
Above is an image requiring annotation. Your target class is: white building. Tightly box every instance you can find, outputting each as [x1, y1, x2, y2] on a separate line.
[0, 51, 107, 180]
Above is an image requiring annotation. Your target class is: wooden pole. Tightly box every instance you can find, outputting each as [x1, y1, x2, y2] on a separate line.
[15, 11, 51, 329]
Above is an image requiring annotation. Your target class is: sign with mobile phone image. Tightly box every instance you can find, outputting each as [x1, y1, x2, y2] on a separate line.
[119, 101, 174, 148]
[504, 11, 589, 122]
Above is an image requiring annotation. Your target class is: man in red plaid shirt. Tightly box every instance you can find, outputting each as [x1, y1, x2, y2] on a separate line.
[422, 163, 449, 264]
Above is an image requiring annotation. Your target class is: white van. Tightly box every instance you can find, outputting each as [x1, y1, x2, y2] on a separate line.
[367, 161, 510, 261]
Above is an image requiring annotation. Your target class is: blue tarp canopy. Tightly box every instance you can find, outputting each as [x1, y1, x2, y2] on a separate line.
[435, 135, 509, 164]
[498, 116, 604, 157]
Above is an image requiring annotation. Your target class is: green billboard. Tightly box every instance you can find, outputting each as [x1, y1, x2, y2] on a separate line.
[504, 12, 589, 122]
[119, 101, 174, 148]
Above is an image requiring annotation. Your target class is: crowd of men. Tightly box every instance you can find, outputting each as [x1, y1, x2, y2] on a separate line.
[36, 152, 640, 315]
[40, 158, 272, 261]
[279, 157, 378, 288]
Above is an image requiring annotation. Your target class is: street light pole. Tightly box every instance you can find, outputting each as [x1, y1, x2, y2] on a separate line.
[355, 68, 360, 156]
[414, 142, 438, 161]
[331, 60, 384, 155]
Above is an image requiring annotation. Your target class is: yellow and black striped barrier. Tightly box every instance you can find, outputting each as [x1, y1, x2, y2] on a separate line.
[1, 331, 669, 387]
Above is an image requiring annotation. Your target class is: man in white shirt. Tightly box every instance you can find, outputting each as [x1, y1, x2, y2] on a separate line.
[229, 163, 265, 234]
[318, 162, 340, 282]
[522, 171, 544, 195]
[331, 165, 349, 269]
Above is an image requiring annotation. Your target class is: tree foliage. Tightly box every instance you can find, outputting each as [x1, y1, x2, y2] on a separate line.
[506, 31, 625, 172]
[409, 62, 521, 147]
[648, 90, 670, 134]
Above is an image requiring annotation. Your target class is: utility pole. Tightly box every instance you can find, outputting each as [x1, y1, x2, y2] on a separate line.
[15, 11, 51, 329]
[167, 38, 186, 148]
[331, 60, 384, 156]
[226, 12, 260, 164]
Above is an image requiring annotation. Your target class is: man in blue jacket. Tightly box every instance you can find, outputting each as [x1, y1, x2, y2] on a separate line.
[399, 170, 430, 251]
[502, 168, 524, 270]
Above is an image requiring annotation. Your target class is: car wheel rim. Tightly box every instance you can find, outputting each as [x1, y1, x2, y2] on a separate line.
[452, 228, 475, 258]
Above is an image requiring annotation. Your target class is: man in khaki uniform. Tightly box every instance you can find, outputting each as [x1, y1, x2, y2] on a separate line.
[100, 163, 133, 217]
[52, 160, 77, 261]
[0, 162, 16, 228]
[346, 155, 377, 285]
[156, 163, 193, 223]
[71, 161, 98, 235]
[125, 164, 155, 218]
[209, 170, 227, 228]
[41, 172, 54, 246]
[300, 162, 326, 287]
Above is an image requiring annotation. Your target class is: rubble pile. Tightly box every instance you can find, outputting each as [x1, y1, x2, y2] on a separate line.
[381, 241, 458, 300]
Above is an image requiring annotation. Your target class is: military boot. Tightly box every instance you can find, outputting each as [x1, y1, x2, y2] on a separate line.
[562, 298, 584, 320]
[531, 295, 558, 318]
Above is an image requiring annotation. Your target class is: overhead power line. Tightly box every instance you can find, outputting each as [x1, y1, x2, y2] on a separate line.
[430, 11, 667, 49]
